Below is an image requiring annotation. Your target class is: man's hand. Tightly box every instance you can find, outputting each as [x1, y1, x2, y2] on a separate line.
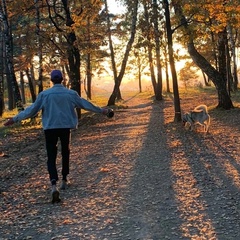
[102, 108, 114, 118]
[4, 118, 15, 126]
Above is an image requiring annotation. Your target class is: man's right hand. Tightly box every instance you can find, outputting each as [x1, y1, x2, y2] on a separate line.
[102, 108, 114, 118]
[106, 109, 114, 118]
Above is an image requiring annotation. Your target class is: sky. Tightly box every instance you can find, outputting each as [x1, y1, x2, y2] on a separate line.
[107, 0, 126, 14]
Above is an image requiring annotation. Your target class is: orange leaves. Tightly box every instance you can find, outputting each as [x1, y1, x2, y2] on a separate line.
[100, 167, 110, 173]
[183, 0, 240, 33]
[62, 219, 73, 224]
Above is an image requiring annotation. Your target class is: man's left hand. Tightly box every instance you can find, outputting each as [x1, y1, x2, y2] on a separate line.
[4, 118, 15, 126]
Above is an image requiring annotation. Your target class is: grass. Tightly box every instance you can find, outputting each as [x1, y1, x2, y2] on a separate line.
[0, 91, 147, 135]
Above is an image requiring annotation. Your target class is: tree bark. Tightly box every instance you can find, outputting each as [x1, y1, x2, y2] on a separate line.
[86, 17, 92, 100]
[25, 68, 36, 103]
[163, 0, 181, 122]
[86, 52, 92, 100]
[0, 21, 4, 116]
[227, 25, 238, 91]
[152, 0, 163, 101]
[137, 55, 142, 93]
[19, 71, 26, 104]
[35, 0, 43, 94]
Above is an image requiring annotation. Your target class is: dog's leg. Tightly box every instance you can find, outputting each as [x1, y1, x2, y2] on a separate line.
[206, 123, 209, 132]
[205, 117, 210, 132]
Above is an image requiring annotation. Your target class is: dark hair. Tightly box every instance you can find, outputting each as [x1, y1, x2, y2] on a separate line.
[51, 77, 63, 84]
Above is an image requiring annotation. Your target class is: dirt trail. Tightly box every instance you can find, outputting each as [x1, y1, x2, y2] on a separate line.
[0, 91, 240, 240]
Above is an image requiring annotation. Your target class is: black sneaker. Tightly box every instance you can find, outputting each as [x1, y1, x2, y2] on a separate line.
[60, 180, 67, 190]
[51, 190, 61, 204]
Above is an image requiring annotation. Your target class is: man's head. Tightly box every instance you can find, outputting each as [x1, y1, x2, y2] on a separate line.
[51, 70, 63, 84]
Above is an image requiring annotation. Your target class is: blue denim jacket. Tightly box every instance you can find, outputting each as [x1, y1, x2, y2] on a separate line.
[13, 84, 104, 130]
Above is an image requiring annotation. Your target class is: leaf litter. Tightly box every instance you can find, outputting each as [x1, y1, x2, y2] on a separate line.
[0, 90, 240, 239]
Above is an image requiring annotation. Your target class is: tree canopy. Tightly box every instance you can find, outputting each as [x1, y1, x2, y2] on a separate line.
[0, 0, 240, 116]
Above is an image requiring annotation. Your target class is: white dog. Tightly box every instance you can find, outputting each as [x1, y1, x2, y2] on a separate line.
[182, 104, 210, 132]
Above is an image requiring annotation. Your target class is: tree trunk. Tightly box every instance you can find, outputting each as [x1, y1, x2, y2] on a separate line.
[165, 60, 170, 93]
[227, 25, 238, 91]
[225, 40, 232, 96]
[35, 0, 43, 94]
[188, 42, 233, 109]
[86, 52, 92, 100]
[19, 71, 26, 104]
[163, 0, 181, 122]
[0, 22, 4, 116]
[67, 34, 81, 95]
[209, 27, 218, 70]
[6, 65, 14, 110]
[217, 30, 227, 81]
[85, 16, 92, 100]
[138, 56, 142, 93]
[62, 1, 81, 117]
[25, 68, 36, 102]
[163, 45, 171, 93]
[152, 0, 163, 101]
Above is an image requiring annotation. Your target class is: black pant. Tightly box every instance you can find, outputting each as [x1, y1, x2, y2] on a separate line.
[44, 128, 71, 183]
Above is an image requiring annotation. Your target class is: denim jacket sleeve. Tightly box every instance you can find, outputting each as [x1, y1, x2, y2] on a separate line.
[13, 94, 43, 122]
[73, 91, 103, 114]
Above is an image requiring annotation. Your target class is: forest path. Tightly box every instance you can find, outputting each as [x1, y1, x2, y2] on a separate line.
[0, 90, 240, 240]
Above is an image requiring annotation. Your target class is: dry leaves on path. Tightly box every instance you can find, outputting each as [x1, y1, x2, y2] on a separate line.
[0, 90, 240, 240]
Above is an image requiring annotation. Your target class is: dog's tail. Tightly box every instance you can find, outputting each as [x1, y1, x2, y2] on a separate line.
[193, 104, 208, 113]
